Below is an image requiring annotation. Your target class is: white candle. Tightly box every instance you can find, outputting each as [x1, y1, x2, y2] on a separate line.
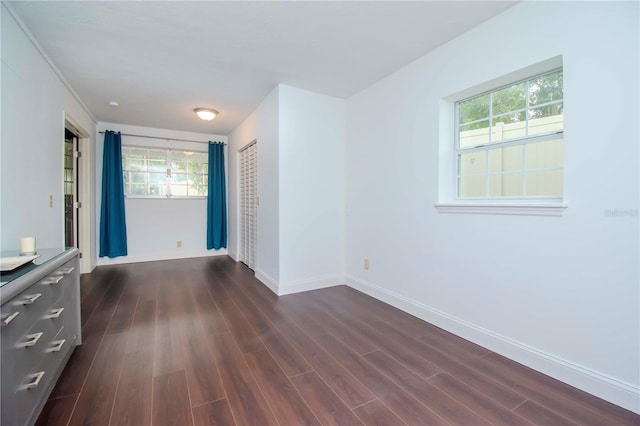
[20, 237, 36, 254]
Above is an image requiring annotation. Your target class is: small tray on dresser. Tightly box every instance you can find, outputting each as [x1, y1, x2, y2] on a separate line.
[0, 255, 40, 272]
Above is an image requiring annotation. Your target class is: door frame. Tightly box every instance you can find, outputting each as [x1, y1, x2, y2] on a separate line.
[64, 114, 92, 274]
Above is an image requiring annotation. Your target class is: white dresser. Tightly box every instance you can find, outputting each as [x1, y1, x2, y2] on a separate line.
[0, 248, 81, 426]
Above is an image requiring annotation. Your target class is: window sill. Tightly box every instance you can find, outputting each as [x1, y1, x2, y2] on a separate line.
[435, 202, 567, 216]
[125, 196, 207, 200]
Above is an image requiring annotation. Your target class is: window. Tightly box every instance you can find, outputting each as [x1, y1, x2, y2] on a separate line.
[456, 69, 563, 200]
[122, 147, 208, 198]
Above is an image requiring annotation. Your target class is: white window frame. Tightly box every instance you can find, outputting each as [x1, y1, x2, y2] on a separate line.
[436, 60, 568, 216]
[122, 146, 208, 199]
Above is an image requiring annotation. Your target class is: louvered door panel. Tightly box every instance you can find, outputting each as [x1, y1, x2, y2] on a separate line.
[239, 142, 257, 270]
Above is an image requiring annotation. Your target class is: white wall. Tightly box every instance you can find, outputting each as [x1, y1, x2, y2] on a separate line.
[95, 122, 227, 265]
[228, 87, 280, 283]
[278, 85, 346, 293]
[228, 85, 346, 295]
[1, 4, 96, 254]
[345, 1, 639, 412]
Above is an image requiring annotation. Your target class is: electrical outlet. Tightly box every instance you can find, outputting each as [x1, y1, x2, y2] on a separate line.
[49, 195, 53, 208]
[177, 240, 182, 248]
[364, 258, 369, 270]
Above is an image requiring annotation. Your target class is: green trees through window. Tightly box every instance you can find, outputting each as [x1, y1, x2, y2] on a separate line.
[458, 70, 563, 137]
[122, 147, 208, 198]
[456, 69, 564, 199]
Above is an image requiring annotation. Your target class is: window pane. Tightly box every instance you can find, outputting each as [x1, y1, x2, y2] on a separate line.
[191, 185, 208, 196]
[499, 119, 527, 140]
[489, 173, 523, 197]
[526, 170, 563, 196]
[459, 94, 489, 124]
[148, 159, 166, 173]
[529, 103, 563, 136]
[459, 175, 486, 197]
[171, 157, 188, 173]
[128, 158, 146, 172]
[171, 184, 188, 197]
[526, 138, 563, 169]
[131, 172, 147, 184]
[458, 152, 486, 176]
[529, 71, 563, 106]
[459, 120, 490, 148]
[131, 184, 147, 196]
[192, 174, 207, 186]
[498, 173, 522, 197]
[489, 146, 523, 173]
[149, 172, 166, 185]
[492, 82, 526, 116]
[188, 159, 207, 174]
[172, 173, 188, 184]
[152, 183, 168, 197]
[493, 110, 526, 126]
[193, 152, 207, 159]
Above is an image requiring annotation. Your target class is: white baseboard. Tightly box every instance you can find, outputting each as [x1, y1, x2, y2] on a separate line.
[278, 275, 343, 296]
[345, 275, 640, 414]
[255, 268, 279, 295]
[254, 270, 343, 296]
[96, 249, 228, 266]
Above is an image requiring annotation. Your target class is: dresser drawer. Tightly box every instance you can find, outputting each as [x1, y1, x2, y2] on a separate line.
[12, 318, 71, 425]
[50, 324, 75, 367]
[9, 279, 65, 336]
[13, 312, 59, 378]
[51, 260, 76, 294]
[50, 260, 75, 278]
[14, 346, 61, 426]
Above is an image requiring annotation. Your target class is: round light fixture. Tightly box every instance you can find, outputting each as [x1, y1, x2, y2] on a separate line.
[194, 108, 218, 121]
[108, 101, 119, 107]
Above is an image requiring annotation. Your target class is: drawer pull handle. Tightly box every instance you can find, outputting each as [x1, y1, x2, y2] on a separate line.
[48, 339, 66, 352]
[21, 332, 44, 347]
[17, 293, 42, 305]
[44, 308, 64, 319]
[57, 267, 75, 275]
[42, 276, 64, 285]
[21, 371, 45, 390]
[1, 311, 19, 326]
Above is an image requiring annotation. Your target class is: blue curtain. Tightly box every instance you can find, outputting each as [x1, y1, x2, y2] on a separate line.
[99, 131, 128, 258]
[207, 142, 227, 249]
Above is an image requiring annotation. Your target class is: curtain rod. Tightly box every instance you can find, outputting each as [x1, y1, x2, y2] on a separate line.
[98, 131, 226, 145]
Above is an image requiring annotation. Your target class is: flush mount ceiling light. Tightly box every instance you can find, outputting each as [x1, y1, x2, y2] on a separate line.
[194, 108, 218, 121]
[108, 101, 119, 107]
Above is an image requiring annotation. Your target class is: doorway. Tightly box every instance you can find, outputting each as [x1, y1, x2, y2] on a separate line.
[64, 116, 91, 273]
[64, 128, 79, 249]
[239, 141, 257, 270]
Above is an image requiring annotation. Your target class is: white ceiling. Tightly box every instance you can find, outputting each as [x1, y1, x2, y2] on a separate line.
[9, 1, 516, 135]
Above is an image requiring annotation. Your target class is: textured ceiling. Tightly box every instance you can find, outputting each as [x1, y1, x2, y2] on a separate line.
[8, 1, 516, 135]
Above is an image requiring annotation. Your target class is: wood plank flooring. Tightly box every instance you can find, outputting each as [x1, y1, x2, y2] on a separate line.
[37, 256, 639, 426]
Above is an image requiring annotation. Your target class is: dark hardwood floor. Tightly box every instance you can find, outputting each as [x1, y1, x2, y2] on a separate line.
[36, 256, 639, 426]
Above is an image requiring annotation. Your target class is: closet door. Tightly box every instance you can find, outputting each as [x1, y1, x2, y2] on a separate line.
[239, 142, 257, 270]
